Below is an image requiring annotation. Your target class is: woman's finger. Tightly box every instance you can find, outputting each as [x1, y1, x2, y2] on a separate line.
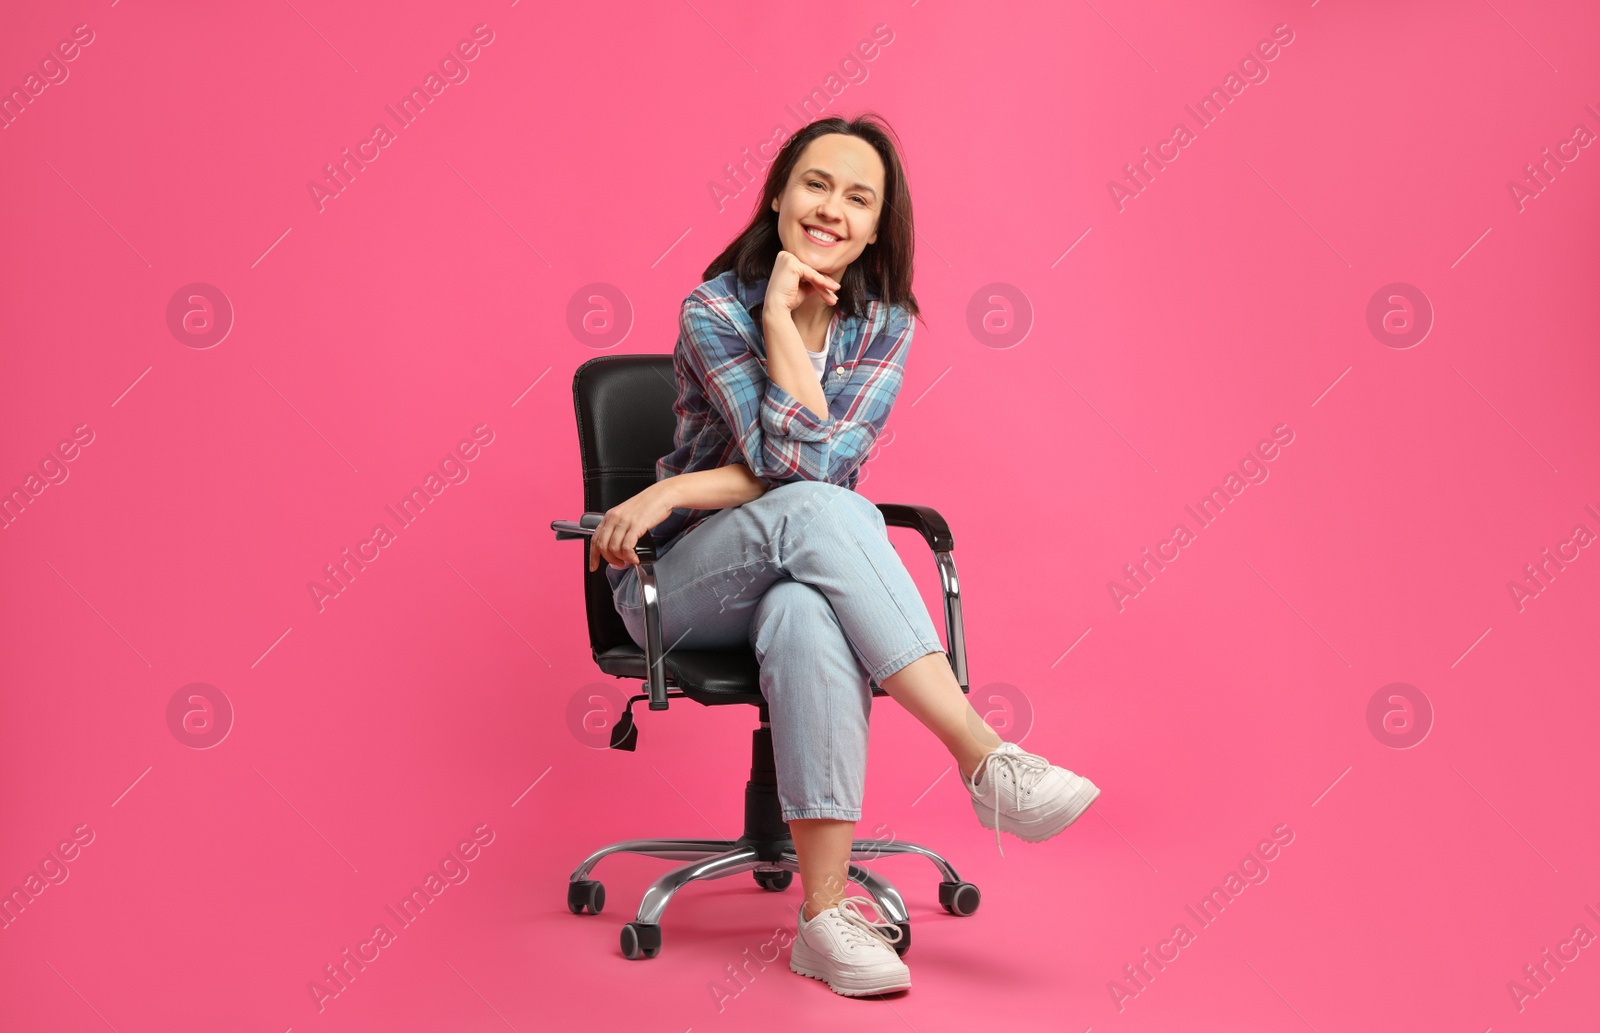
[798, 274, 833, 307]
[775, 251, 803, 286]
[787, 254, 824, 285]
[602, 519, 630, 569]
[593, 516, 615, 571]
[798, 261, 841, 290]
[597, 515, 619, 569]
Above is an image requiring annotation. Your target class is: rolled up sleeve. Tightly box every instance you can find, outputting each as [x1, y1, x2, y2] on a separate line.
[682, 296, 913, 488]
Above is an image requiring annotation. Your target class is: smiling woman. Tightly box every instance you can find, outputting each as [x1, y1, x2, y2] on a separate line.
[621, 115, 922, 547]
[587, 112, 1102, 999]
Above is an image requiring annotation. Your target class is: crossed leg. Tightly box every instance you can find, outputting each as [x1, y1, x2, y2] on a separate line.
[750, 579, 1001, 920]
[616, 481, 1006, 919]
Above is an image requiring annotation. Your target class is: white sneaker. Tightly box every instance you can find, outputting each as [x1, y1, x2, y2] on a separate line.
[789, 895, 911, 997]
[964, 742, 1100, 856]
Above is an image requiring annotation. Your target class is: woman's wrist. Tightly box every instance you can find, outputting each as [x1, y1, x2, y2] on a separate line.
[649, 476, 683, 512]
[762, 306, 796, 339]
[654, 463, 766, 512]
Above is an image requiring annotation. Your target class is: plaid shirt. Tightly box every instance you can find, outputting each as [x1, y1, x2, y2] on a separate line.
[646, 268, 916, 552]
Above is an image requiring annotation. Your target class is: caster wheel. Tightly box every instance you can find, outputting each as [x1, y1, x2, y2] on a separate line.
[753, 868, 793, 892]
[939, 880, 981, 917]
[893, 922, 911, 957]
[567, 880, 605, 915]
[621, 922, 662, 960]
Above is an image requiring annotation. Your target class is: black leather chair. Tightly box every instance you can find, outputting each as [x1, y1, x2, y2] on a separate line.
[551, 354, 983, 961]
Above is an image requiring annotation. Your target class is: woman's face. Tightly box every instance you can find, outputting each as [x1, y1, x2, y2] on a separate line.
[770, 133, 885, 279]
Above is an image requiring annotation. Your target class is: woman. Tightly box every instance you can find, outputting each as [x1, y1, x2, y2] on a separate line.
[590, 113, 1100, 997]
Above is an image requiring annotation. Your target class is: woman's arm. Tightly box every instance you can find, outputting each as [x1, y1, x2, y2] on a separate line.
[658, 460, 770, 511]
[590, 462, 768, 571]
[763, 306, 831, 424]
[680, 297, 914, 489]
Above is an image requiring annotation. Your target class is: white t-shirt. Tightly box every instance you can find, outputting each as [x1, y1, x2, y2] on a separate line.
[806, 319, 832, 380]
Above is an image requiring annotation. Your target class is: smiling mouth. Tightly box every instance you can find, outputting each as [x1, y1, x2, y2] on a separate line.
[803, 224, 843, 246]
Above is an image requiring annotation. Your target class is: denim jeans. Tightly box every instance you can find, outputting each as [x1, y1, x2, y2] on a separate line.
[605, 480, 947, 822]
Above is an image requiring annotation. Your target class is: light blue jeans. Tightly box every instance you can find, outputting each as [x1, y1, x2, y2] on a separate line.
[605, 480, 947, 822]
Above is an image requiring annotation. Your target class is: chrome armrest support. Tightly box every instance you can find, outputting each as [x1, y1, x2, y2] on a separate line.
[555, 501, 969, 708]
[932, 551, 969, 692]
[875, 503, 968, 693]
[551, 514, 670, 710]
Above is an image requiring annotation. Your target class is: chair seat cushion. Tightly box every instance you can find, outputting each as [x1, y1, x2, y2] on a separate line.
[594, 644, 894, 706]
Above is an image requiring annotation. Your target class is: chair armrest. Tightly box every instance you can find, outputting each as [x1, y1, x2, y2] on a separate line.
[552, 502, 967, 703]
[873, 502, 968, 692]
[875, 503, 953, 553]
[551, 513, 657, 563]
[551, 514, 668, 708]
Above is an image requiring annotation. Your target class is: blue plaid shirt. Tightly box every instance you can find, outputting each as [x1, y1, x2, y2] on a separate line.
[645, 268, 916, 553]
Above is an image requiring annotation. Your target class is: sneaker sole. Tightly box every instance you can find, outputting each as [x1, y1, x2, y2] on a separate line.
[985, 777, 1101, 843]
[790, 940, 911, 996]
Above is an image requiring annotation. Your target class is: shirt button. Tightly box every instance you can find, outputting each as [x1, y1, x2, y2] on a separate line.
[834, 365, 845, 376]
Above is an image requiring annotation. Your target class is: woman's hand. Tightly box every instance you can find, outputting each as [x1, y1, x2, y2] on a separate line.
[767, 250, 841, 315]
[589, 482, 678, 572]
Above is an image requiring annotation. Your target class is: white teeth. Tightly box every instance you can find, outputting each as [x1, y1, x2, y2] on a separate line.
[805, 227, 839, 243]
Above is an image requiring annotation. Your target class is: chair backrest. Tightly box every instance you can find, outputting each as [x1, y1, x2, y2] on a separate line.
[570, 354, 681, 658]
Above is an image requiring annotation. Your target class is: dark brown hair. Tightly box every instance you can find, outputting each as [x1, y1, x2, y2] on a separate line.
[702, 112, 919, 322]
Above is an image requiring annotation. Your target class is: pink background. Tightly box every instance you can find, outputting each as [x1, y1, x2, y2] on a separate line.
[3, 1, 1599, 1030]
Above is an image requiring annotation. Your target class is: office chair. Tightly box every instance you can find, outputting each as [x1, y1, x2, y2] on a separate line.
[551, 354, 983, 961]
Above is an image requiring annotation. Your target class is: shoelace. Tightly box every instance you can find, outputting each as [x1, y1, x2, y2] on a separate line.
[971, 743, 1051, 857]
[820, 895, 903, 952]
